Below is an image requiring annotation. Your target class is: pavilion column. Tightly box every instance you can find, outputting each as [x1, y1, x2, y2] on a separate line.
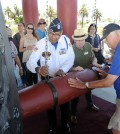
[57, 0, 77, 42]
[22, 0, 39, 27]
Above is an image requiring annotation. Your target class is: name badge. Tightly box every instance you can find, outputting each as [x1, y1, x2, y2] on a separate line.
[59, 48, 66, 55]
[84, 52, 88, 55]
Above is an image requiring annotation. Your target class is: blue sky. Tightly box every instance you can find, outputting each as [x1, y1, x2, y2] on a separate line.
[1, 0, 120, 20]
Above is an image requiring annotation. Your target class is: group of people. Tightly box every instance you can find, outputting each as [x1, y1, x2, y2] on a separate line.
[68, 24, 120, 134]
[6, 18, 47, 88]
[27, 17, 107, 134]
[6, 17, 120, 134]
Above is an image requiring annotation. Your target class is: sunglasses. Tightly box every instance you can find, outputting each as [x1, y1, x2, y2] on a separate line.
[39, 22, 46, 25]
[27, 27, 34, 30]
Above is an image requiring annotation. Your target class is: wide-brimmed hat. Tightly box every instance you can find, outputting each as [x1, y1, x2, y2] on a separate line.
[72, 29, 88, 40]
[100, 23, 120, 41]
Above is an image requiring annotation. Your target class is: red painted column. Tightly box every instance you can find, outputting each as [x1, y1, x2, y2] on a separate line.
[22, 0, 39, 27]
[57, 0, 77, 42]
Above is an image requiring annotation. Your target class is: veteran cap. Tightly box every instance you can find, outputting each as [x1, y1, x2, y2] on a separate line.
[49, 18, 62, 32]
[100, 23, 120, 41]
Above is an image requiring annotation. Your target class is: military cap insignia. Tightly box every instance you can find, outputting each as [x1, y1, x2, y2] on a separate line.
[57, 24, 61, 30]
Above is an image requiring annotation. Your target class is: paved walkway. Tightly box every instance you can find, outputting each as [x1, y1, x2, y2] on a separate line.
[92, 86, 116, 104]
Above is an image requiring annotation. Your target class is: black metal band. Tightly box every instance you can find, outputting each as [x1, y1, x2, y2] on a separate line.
[46, 81, 58, 108]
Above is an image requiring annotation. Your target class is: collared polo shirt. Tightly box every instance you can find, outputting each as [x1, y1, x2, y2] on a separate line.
[73, 42, 94, 69]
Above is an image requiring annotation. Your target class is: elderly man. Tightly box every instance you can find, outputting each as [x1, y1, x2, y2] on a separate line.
[68, 23, 120, 134]
[70, 28, 101, 124]
[27, 18, 75, 134]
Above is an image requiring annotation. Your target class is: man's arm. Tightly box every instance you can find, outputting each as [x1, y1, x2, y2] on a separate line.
[87, 74, 118, 88]
[26, 44, 41, 73]
[68, 74, 118, 89]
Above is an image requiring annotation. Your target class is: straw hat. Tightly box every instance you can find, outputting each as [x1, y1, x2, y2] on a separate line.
[72, 29, 88, 40]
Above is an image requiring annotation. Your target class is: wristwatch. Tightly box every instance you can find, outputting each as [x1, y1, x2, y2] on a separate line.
[85, 82, 89, 88]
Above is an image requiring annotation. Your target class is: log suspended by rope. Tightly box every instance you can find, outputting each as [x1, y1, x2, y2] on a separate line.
[18, 67, 109, 119]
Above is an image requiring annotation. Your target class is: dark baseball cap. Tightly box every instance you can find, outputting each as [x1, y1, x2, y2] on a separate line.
[48, 18, 62, 32]
[100, 23, 120, 41]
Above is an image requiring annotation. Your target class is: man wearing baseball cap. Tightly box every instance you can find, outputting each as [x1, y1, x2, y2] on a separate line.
[100, 23, 120, 41]
[68, 23, 120, 134]
[27, 18, 75, 134]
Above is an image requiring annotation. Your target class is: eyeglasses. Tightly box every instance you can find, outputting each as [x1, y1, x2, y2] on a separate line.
[39, 22, 46, 25]
[27, 27, 34, 30]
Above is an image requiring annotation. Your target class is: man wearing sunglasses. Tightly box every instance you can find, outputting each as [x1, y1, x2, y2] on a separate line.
[27, 18, 75, 134]
[36, 18, 47, 40]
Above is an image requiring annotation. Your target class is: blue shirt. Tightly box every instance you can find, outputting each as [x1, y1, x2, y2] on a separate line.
[36, 29, 46, 40]
[85, 34, 101, 48]
[108, 43, 120, 98]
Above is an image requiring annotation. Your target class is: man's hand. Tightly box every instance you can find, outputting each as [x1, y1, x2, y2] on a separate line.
[93, 63, 102, 68]
[92, 48, 99, 52]
[68, 77, 86, 89]
[96, 68, 108, 79]
[105, 57, 112, 63]
[73, 66, 84, 71]
[19, 68, 23, 76]
[55, 69, 66, 77]
[36, 66, 48, 77]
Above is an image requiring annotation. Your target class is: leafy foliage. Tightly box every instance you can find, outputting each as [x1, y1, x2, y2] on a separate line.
[92, 8, 102, 26]
[46, 6, 57, 23]
[78, 4, 89, 27]
[4, 4, 23, 23]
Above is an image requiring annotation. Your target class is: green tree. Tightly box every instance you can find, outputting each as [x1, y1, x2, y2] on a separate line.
[79, 4, 89, 28]
[92, 8, 102, 26]
[4, 4, 23, 23]
[46, 6, 57, 23]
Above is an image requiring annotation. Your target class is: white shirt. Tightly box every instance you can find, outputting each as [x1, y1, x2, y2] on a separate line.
[27, 35, 75, 77]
